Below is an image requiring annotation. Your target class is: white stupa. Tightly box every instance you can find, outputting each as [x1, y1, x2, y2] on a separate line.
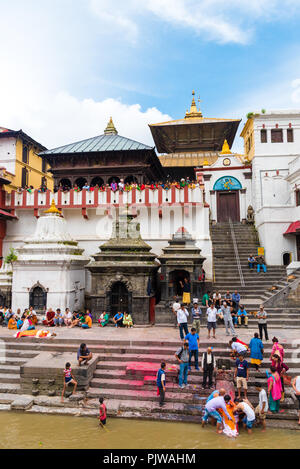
[11, 200, 90, 312]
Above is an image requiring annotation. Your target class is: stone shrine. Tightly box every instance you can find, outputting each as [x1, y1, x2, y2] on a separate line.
[158, 227, 206, 304]
[86, 209, 159, 324]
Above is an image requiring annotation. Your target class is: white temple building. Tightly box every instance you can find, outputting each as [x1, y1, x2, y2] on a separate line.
[11, 200, 90, 312]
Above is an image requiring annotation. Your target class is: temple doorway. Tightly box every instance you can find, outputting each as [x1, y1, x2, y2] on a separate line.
[110, 282, 129, 315]
[217, 191, 240, 222]
[29, 285, 47, 311]
[169, 270, 190, 298]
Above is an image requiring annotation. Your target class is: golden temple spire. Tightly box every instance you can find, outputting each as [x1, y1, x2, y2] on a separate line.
[45, 199, 62, 216]
[185, 90, 203, 119]
[104, 117, 118, 135]
[220, 139, 232, 155]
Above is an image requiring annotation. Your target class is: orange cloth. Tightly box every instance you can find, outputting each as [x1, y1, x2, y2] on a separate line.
[8, 318, 17, 330]
[85, 316, 92, 328]
[219, 403, 237, 431]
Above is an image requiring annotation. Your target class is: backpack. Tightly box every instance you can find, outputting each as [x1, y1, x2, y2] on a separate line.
[177, 347, 184, 360]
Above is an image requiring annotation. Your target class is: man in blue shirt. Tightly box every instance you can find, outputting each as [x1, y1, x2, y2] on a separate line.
[113, 312, 124, 327]
[156, 362, 166, 407]
[234, 354, 249, 399]
[185, 328, 200, 371]
[232, 290, 241, 311]
[237, 305, 248, 327]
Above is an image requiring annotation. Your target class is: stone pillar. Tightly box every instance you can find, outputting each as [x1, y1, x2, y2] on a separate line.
[210, 190, 216, 223]
[240, 188, 247, 224]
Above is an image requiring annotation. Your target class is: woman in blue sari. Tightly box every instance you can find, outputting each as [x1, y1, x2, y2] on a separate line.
[249, 332, 264, 371]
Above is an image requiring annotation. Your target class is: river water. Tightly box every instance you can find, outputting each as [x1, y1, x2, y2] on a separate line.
[0, 412, 299, 449]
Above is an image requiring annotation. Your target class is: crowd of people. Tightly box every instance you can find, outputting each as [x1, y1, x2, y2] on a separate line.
[16, 177, 200, 195]
[168, 290, 300, 434]
[172, 291, 269, 341]
[0, 307, 134, 332]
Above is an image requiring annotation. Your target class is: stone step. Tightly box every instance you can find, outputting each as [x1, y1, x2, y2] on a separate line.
[0, 383, 20, 394]
[0, 365, 21, 374]
[0, 373, 20, 384]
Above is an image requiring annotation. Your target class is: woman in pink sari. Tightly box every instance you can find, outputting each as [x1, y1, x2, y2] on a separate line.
[270, 337, 284, 362]
[267, 366, 282, 413]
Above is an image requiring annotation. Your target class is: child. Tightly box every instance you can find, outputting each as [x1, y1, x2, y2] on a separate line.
[99, 397, 107, 427]
[61, 362, 78, 402]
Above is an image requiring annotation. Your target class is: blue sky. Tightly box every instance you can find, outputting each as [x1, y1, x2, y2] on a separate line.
[1, 0, 300, 152]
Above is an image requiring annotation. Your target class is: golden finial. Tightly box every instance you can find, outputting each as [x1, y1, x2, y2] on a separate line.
[185, 90, 203, 119]
[45, 199, 62, 215]
[104, 117, 118, 135]
[220, 139, 232, 155]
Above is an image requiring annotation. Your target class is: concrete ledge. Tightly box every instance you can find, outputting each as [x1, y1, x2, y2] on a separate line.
[11, 396, 34, 411]
[20, 352, 99, 395]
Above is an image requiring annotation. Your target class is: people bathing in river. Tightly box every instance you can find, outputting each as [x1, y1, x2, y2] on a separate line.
[77, 343, 93, 366]
[61, 362, 78, 402]
[235, 398, 256, 435]
[99, 397, 107, 427]
[202, 394, 233, 434]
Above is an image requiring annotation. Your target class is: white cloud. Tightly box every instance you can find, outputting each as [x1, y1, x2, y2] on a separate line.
[0, 86, 172, 149]
[89, 0, 300, 45]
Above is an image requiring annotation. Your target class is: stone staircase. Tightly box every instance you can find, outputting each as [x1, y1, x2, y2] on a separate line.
[0, 336, 298, 427]
[211, 222, 287, 301]
[210, 222, 300, 327]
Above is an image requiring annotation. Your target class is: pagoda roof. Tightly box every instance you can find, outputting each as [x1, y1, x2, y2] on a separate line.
[149, 91, 241, 154]
[149, 117, 241, 154]
[40, 133, 153, 156]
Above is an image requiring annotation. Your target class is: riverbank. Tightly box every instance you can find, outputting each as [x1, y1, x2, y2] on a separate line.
[0, 324, 299, 431]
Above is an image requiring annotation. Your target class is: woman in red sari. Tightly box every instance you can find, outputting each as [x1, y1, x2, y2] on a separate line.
[43, 308, 55, 327]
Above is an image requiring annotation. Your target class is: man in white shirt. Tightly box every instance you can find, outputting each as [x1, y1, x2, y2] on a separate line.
[177, 303, 189, 340]
[206, 305, 218, 339]
[255, 383, 268, 431]
[230, 337, 248, 358]
[235, 399, 256, 434]
[172, 297, 181, 328]
[63, 308, 73, 327]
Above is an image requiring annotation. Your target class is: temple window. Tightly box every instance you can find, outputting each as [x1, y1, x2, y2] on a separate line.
[22, 145, 29, 164]
[287, 128, 294, 143]
[271, 129, 283, 143]
[260, 129, 267, 143]
[21, 167, 28, 188]
[296, 189, 300, 206]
